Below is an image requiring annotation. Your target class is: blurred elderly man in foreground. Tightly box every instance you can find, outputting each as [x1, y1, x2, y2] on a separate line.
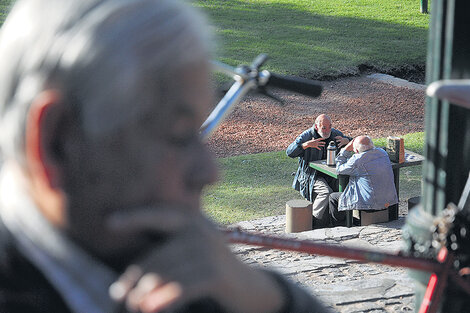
[0, 0, 331, 312]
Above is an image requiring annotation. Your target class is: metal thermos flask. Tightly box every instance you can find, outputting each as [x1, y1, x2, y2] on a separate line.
[326, 141, 336, 166]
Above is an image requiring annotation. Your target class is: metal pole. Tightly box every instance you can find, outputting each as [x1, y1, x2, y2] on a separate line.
[225, 229, 441, 273]
[415, 0, 470, 311]
[424, 0, 470, 217]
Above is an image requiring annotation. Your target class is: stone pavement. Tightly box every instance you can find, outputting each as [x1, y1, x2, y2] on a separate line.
[229, 209, 417, 313]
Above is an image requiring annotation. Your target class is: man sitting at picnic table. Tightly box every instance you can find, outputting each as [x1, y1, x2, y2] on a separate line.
[328, 136, 399, 226]
[286, 114, 351, 228]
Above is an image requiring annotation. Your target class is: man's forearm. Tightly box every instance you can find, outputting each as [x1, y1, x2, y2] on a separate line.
[286, 141, 304, 158]
[335, 150, 355, 175]
[337, 150, 353, 163]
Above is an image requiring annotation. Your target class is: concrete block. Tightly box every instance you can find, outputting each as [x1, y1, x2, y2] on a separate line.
[353, 209, 389, 226]
[285, 199, 312, 233]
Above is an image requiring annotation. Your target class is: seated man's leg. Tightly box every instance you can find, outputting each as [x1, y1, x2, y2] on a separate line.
[329, 192, 346, 226]
[312, 177, 332, 228]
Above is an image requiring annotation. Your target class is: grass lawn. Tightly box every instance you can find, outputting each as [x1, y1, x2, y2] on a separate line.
[0, 1, 426, 226]
[203, 132, 424, 225]
[0, 0, 13, 25]
[1, 1, 429, 78]
[195, 0, 430, 78]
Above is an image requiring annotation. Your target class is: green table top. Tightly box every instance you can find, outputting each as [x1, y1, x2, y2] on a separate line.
[309, 149, 425, 177]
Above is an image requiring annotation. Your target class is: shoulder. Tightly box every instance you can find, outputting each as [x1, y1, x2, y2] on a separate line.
[299, 128, 314, 139]
[306, 128, 315, 136]
[331, 128, 344, 137]
[372, 147, 390, 159]
[0, 221, 70, 313]
[362, 148, 391, 164]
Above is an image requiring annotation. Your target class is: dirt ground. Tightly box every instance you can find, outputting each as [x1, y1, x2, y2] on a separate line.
[206, 75, 426, 158]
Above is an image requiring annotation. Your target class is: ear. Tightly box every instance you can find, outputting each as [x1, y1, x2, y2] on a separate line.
[25, 90, 65, 190]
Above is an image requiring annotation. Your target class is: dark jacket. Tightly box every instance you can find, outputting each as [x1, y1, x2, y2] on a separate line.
[286, 127, 351, 201]
[0, 218, 71, 313]
[0, 217, 332, 313]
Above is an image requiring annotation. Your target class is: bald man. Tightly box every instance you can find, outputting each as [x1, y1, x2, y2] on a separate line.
[286, 114, 351, 228]
[328, 136, 399, 226]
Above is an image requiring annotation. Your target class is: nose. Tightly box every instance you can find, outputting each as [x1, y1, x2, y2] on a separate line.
[186, 143, 219, 189]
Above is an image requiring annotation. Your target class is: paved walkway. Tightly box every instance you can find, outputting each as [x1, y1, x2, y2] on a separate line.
[229, 210, 417, 313]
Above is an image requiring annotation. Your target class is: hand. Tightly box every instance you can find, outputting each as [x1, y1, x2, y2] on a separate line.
[107, 207, 284, 313]
[335, 136, 350, 148]
[344, 138, 355, 151]
[302, 138, 325, 150]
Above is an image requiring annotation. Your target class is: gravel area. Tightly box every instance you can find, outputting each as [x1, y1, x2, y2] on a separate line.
[212, 74, 425, 312]
[206, 75, 425, 158]
[229, 212, 415, 313]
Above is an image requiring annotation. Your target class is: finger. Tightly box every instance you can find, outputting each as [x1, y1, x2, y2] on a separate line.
[126, 273, 165, 312]
[140, 282, 183, 313]
[106, 206, 194, 235]
[335, 136, 342, 139]
[315, 141, 326, 150]
[109, 265, 143, 303]
[132, 251, 222, 313]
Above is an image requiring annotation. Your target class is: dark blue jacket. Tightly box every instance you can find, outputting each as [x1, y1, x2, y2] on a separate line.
[286, 127, 351, 201]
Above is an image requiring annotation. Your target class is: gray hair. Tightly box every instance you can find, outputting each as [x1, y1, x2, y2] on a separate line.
[353, 135, 375, 153]
[0, 0, 211, 164]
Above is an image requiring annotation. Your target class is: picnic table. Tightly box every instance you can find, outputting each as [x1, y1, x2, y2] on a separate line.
[309, 149, 425, 227]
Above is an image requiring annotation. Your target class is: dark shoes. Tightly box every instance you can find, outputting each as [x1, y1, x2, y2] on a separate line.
[312, 216, 330, 229]
[312, 215, 346, 229]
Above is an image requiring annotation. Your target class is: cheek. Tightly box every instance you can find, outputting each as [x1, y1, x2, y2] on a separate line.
[136, 150, 189, 203]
